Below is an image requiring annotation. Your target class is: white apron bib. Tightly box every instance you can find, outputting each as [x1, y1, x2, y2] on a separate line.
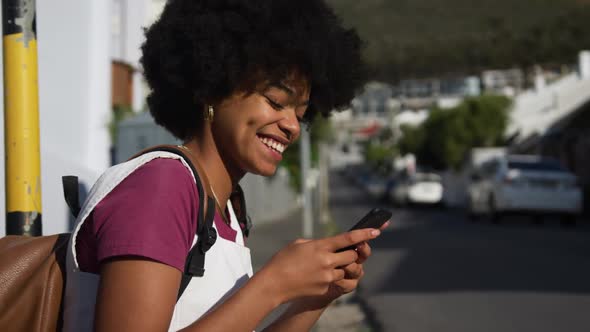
[62, 151, 253, 331]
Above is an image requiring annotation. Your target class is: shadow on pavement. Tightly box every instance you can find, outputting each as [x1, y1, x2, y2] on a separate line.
[363, 213, 590, 295]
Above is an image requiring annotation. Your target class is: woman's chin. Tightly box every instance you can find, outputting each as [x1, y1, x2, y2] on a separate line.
[251, 164, 278, 177]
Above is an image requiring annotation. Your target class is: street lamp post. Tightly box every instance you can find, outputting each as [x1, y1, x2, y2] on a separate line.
[300, 128, 313, 238]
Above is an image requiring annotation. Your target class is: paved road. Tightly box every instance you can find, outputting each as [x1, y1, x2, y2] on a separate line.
[329, 172, 590, 332]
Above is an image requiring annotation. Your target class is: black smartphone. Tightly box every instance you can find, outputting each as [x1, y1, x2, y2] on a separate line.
[336, 208, 392, 252]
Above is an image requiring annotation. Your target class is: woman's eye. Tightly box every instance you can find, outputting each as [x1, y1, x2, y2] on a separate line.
[265, 97, 284, 110]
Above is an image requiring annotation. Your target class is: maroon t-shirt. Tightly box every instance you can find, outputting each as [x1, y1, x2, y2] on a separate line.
[76, 158, 238, 274]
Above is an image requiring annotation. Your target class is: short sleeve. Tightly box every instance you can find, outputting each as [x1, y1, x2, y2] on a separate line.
[92, 158, 199, 272]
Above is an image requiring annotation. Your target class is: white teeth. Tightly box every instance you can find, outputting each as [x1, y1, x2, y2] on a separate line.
[258, 136, 286, 154]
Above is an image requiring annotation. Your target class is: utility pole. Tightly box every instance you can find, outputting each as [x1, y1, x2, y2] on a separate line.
[318, 142, 331, 225]
[300, 128, 313, 238]
[3, 0, 43, 236]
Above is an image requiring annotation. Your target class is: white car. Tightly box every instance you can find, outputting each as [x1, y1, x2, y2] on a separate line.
[468, 155, 582, 223]
[390, 172, 444, 206]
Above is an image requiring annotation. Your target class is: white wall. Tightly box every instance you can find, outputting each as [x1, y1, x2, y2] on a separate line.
[112, 0, 165, 112]
[1, 1, 112, 236]
[112, 0, 148, 68]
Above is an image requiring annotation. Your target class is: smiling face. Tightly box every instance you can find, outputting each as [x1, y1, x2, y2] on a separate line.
[211, 76, 310, 178]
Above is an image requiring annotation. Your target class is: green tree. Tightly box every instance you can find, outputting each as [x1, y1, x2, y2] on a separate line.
[108, 105, 135, 145]
[398, 95, 511, 170]
[364, 140, 397, 174]
[462, 95, 511, 147]
[398, 124, 425, 156]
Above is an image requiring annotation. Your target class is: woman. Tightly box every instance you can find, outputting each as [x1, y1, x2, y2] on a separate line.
[63, 0, 389, 331]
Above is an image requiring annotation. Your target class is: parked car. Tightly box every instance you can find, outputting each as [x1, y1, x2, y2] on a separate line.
[468, 155, 582, 223]
[390, 172, 444, 206]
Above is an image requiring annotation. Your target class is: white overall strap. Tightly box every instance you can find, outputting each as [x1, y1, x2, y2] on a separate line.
[169, 220, 253, 331]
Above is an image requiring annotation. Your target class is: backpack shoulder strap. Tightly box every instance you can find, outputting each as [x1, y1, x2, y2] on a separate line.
[230, 184, 252, 238]
[130, 145, 217, 300]
[62, 176, 81, 218]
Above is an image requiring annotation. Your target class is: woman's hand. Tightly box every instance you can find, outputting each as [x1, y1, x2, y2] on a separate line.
[257, 226, 386, 306]
[316, 220, 391, 304]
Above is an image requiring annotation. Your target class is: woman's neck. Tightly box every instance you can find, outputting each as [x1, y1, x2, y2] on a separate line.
[183, 132, 242, 210]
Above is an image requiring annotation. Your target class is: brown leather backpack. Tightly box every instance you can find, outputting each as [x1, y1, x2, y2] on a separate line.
[0, 145, 251, 332]
[0, 233, 70, 331]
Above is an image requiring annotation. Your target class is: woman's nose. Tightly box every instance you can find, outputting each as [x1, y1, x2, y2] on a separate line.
[278, 108, 301, 142]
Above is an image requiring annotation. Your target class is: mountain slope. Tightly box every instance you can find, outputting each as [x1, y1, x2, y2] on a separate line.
[326, 0, 590, 80]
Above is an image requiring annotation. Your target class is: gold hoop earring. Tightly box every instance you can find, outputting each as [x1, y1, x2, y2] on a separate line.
[204, 105, 215, 122]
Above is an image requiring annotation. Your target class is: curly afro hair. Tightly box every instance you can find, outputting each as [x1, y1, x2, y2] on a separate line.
[141, 0, 365, 141]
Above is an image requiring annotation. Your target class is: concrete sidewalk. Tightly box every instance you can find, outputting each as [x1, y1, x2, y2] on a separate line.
[248, 208, 373, 332]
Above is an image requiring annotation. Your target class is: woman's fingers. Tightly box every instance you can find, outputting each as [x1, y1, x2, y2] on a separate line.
[333, 278, 359, 294]
[351, 220, 387, 262]
[342, 262, 363, 279]
[355, 242, 372, 264]
[332, 267, 346, 281]
[331, 249, 359, 268]
[321, 228, 381, 252]
[332, 264, 364, 294]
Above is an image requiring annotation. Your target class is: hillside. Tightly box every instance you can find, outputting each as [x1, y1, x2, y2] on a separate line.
[326, 0, 590, 81]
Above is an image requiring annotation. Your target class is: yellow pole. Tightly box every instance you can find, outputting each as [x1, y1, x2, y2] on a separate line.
[2, 0, 42, 236]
